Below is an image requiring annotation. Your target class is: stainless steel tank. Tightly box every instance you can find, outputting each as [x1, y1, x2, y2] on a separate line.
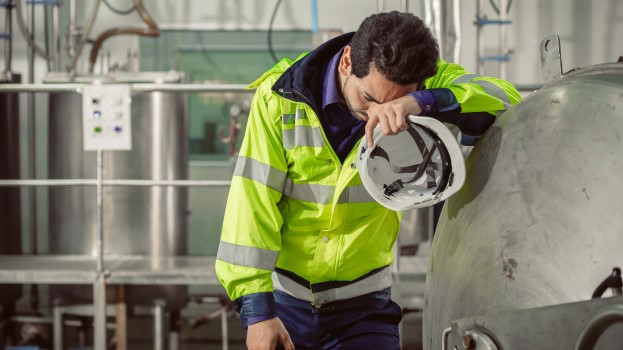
[423, 62, 623, 349]
[0, 73, 22, 304]
[47, 72, 188, 311]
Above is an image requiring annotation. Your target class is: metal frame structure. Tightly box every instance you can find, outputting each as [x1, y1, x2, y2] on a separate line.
[0, 82, 250, 350]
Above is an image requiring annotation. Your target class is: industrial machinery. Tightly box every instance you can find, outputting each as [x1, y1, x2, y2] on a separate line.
[0, 73, 22, 309]
[423, 35, 623, 349]
[47, 72, 189, 312]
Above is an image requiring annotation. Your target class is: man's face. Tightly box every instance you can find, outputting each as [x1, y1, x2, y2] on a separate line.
[338, 46, 417, 121]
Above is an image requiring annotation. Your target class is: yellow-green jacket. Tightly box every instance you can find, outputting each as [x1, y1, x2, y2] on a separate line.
[215, 33, 521, 324]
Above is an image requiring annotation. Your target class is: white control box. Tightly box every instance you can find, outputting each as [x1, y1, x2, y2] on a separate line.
[82, 84, 132, 151]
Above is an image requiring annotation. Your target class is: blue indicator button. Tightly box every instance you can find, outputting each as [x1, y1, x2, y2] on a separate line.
[93, 110, 102, 118]
[114, 126, 123, 133]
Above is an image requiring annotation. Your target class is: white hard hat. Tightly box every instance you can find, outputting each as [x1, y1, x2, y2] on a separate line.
[355, 115, 466, 211]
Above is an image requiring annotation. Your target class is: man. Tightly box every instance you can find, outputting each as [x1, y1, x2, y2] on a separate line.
[216, 11, 520, 350]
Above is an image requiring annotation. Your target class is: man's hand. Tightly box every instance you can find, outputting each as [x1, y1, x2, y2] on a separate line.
[246, 317, 295, 350]
[364, 95, 423, 147]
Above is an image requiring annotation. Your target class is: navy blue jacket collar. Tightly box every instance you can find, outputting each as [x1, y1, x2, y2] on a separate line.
[272, 32, 355, 115]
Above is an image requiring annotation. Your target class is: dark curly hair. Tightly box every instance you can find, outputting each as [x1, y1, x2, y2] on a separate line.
[350, 11, 439, 86]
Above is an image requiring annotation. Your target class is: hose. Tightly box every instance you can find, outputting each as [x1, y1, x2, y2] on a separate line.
[102, 0, 135, 15]
[14, 0, 49, 61]
[267, 0, 283, 63]
[87, 0, 159, 73]
[66, 0, 102, 75]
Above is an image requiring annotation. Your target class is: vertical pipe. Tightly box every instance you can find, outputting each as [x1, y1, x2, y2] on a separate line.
[377, 0, 384, 13]
[153, 300, 166, 350]
[93, 276, 107, 350]
[53, 306, 63, 350]
[221, 308, 229, 350]
[401, 0, 408, 12]
[169, 311, 180, 350]
[115, 286, 127, 350]
[94, 148, 106, 350]
[432, 0, 442, 59]
[453, 0, 462, 64]
[423, 0, 433, 28]
[68, 0, 77, 60]
[476, 0, 485, 74]
[499, 0, 508, 79]
[26, 0, 39, 313]
[4, 0, 12, 72]
[96, 149, 104, 273]
[310, 0, 318, 33]
[52, 4, 61, 71]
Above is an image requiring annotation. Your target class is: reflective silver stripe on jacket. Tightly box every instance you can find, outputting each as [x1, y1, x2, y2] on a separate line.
[283, 125, 326, 149]
[233, 156, 286, 193]
[217, 241, 279, 271]
[337, 185, 376, 203]
[283, 179, 334, 204]
[452, 74, 511, 108]
[272, 267, 393, 306]
[281, 109, 307, 125]
[282, 109, 325, 149]
[283, 182, 376, 204]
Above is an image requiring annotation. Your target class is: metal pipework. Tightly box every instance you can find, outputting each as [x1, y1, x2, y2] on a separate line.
[476, 0, 485, 74]
[574, 305, 623, 350]
[52, 4, 61, 71]
[499, 0, 508, 80]
[0, 179, 232, 187]
[0, 83, 249, 93]
[88, 0, 160, 73]
[68, 0, 76, 59]
[4, 0, 12, 72]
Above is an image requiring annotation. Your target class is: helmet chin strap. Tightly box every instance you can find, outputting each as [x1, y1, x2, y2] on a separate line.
[368, 122, 452, 197]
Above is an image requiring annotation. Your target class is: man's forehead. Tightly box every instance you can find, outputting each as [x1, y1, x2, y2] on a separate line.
[359, 68, 416, 103]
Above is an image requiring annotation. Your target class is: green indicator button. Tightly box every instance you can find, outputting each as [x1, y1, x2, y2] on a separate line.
[94, 126, 103, 133]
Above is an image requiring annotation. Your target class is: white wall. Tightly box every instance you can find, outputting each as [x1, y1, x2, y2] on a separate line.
[4, 0, 623, 85]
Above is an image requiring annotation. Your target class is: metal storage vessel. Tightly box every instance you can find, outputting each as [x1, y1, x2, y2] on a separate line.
[0, 73, 22, 305]
[47, 72, 189, 311]
[423, 62, 623, 349]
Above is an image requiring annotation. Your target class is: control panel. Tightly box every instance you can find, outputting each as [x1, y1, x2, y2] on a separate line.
[82, 84, 132, 151]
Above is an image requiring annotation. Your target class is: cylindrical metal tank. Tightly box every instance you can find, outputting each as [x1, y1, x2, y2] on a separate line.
[0, 73, 22, 304]
[47, 72, 188, 311]
[423, 62, 623, 349]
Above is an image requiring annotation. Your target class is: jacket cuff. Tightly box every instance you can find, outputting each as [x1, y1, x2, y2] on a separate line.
[232, 292, 278, 328]
[410, 90, 437, 115]
[429, 88, 460, 112]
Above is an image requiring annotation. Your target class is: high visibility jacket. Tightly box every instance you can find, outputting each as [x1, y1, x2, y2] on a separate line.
[215, 33, 521, 317]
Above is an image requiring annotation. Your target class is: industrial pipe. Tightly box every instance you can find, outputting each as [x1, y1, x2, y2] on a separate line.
[88, 0, 160, 73]
[14, 0, 48, 60]
[4, 0, 12, 72]
[65, 0, 102, 76]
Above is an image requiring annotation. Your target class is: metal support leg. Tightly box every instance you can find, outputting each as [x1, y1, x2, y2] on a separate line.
[93, 276, 107, 350]
[53, 305, 63, 350]
[169, 310, 180, 350]
[221, 308, 229, 350]
[153, 300, 165, 350]
[115, 286, 127, 350]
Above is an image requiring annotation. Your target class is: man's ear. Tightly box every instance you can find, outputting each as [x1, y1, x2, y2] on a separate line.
[338, 46, 352, 76]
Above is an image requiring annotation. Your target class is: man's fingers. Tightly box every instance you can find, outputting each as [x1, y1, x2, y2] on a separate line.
[365, 115, 378, 147]
[280, 332, 296, 350]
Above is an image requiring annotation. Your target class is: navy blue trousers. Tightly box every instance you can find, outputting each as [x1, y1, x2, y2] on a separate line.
[272, 288, 402, 350]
